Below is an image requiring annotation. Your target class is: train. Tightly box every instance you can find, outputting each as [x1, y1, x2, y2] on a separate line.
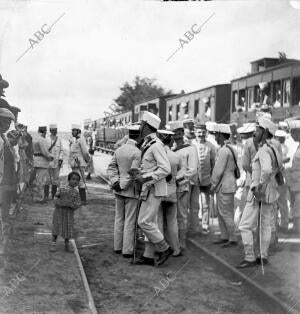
[84, 56, 300, 148]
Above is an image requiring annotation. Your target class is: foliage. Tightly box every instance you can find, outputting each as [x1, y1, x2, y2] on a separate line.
[114, 76, 172, 112]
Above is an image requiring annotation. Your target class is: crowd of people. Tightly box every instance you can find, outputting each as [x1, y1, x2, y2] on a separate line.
[0, 73, 92, 254]
[107, 110, 300, 267]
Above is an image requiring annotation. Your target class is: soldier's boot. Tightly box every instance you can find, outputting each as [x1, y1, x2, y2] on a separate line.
[43, 185, 50, 202]
[79, 188, 87, 205]
[51, 185, 58, 199]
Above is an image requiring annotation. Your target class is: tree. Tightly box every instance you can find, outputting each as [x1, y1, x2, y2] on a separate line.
[114, 76, 172, 112]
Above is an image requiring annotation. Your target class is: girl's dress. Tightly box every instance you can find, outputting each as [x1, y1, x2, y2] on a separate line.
[52, 186, 81, 239]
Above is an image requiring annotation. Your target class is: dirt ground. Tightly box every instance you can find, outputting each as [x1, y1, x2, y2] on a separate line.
[0, 188, 90, 314]
[76, 182, 275, 314]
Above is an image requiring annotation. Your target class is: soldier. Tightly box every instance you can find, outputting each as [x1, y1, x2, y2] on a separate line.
[107, 125, 141, 258]
[274, 129, 290, 233]
[0, 108, 16, 250]
[286, 120, 300, 233]
[194, 122, 216, 234]
[237, 123, 258, 216]
[157, 129, 181, 256]
[132, 111, 172, 266]
[32, 126, 54, 203]
[169, 121, 198, 251]
[211, 124, 238, 247]
[238, 117, 282, 268]
[69, 124, 90, 204]
[47, 124, 64, 199]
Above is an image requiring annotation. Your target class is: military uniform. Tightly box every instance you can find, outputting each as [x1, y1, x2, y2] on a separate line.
[195, 138, 216, 232]
[0, 108, 15, 252]
[240, 137, 258, 214]
[238, 117, 281, 265]
[69, 124, 90, 202]
[32, 128, 53, 202]
[48, 124, 64, 198]
[107, 137, 141, 255]
[287, 120, 300, 232]
[211, 123, 238, 243]
[159, 141, 181, 256]
[138, 132, 171, 256]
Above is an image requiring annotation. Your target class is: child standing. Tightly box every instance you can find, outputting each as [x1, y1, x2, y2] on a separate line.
[50, 171, 82, 252]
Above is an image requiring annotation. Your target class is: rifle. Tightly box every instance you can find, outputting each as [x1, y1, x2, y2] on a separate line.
[74, 157, 89, 194]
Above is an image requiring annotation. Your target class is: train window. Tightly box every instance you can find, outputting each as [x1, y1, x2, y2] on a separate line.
[168, 106, 172, 121]
[184, 101, 189, 117]
[293, 77, 300, 106]
[176, 104, 180, 120]
[272, 80, 282, 107]
[283, 79, 291, 107]
[194, 99, 199, 117]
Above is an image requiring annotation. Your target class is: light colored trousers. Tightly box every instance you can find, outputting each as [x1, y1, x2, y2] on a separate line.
[199, 189, 210, 230]
[277, 184, 289, 230]
[114, 195, 138, 254]
[239, 198, 272, 261]
[187, 184, 201, 233]
[144, 201, 181, 258]
[34, 168, 50, 201]
[159, 201, 180, 254]
[216, 191, 236, 242]
[177, 191, 189, 248]
[138, 188, 169, 255]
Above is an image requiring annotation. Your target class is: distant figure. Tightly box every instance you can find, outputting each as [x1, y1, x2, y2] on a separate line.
[69, 124, 90, 204]
[48, 124, 64, 199]
[0, 74, 9, 98]
[50, 171, 82, 253]
[32, 126, 53, 203]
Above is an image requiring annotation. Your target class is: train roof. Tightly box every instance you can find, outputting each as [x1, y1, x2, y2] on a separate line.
[231, 59, 300, 82]
[165, 84, 231, 101]
[133, 94, 178, 106]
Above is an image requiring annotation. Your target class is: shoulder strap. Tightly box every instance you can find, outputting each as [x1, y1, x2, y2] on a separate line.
[49, 137, 58, 152]
[226, 144, 238, 169]
[141, 138, 156, 158]
[267, 143, 280, 170]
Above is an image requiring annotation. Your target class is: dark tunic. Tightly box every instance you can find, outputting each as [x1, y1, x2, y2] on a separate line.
[52, 186, 81, 239]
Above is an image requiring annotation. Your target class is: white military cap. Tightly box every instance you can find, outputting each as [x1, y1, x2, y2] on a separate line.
[257, 116, 277, 135]
[157, 129, 175, 135]
[71, 123, 81, 130]
[279, 121, 288, 128]
[275, 130, 287, 137]
[217, 123, 231, 134]
[168, 121, 184, 131]
[205, 121, 218, 132]
[49, 124, 57, 129]
[141, 111, 161, 130]
[127, 125, 140, 131]
[0, 108, 15, 121]
[237, 123, 256, 134]
[256, 111, 272, 120]
[182, 118, 194, 124]
[287, 120, 300, 130]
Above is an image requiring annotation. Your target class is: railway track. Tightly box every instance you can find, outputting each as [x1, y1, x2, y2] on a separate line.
[75, 181, 295, 314]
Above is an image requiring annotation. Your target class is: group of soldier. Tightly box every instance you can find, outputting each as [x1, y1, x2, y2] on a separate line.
[107, 109, 300, 268]
[31, 123, 90, 205]
[0, 73, 92, 254]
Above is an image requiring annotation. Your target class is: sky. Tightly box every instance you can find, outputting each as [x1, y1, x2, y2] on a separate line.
[0, 0, 300, 131]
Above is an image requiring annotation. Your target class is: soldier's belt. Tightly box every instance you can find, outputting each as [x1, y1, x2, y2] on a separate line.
[33, 153, 44, 157]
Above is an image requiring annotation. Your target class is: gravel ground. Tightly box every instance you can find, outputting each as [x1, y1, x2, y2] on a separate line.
[77, 182, 274, 314]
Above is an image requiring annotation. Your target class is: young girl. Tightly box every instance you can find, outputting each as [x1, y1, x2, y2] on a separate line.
[50, 171, 82, 252]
